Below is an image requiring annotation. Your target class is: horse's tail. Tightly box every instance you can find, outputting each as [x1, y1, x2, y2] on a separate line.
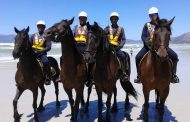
[48, 56, 60, 80]
[120, 80, 138, 100]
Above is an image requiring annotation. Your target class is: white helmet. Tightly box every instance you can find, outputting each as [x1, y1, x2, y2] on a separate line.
[110, 12, 119, 18]
[148, 7, 159, 14]
[78, 11, 88, 18]
[36, 20, 46, 26]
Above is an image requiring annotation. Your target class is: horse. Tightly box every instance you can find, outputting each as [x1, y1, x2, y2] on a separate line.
[44, 18, 86, 122]
[139, 17, 175, 122]
[12, 27, 60, 122]
[84, 22, 137, 121]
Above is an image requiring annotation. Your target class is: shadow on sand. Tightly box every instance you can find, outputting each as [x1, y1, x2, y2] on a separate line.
[27, 100, 68, 122]
[137, 102, 178, 122]
[77, 100, 137, 122]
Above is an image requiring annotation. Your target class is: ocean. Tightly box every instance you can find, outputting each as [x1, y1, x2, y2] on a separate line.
[0, 42, 189, 63]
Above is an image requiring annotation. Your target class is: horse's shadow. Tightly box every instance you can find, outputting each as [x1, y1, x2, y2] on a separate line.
[77, 100, 136, 122]
[137, 102, 178, 122]
[27, 100, 68, 122]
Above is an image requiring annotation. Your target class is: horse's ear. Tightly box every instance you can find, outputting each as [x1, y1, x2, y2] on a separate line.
[14, 27, 19, 33]
[87, 22, 92, 30]
[94, 22, 98, 27]
[167, 16, 175, 26]
[26, 26, 29, 33]
[68, 17, 74, 25]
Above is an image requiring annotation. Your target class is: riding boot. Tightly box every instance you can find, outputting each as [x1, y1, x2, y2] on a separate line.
[134, 62, 141, 84]
[171, 61, 180, 83]
[44, 65, 51, 85]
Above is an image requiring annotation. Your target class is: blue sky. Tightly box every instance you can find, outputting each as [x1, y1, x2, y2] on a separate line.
[0, 0, 189, 39]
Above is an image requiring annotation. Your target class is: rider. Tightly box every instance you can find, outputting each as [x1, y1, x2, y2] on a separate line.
[134, 7, 179, 84]
[30, 20, 52, 85]
[73, 11, 88, 54]
[104, 12, 129, 81]
[73, 11, 93, 87]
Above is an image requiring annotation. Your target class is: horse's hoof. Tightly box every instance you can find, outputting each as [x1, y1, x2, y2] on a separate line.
[111, 105, 118, 113]
[37, 106, 45, 112]
[14, 113, 23, 122]
[56, 101, 61, 107]
[34, 116, 39, 122]
[125, 103, 130, 110]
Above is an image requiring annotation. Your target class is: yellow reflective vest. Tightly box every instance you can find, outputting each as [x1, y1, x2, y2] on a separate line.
[32, 33, 45, 50]
[74, 25, 87, 42]
[146, 23, 155, 44]
[108, 26, 122, 46]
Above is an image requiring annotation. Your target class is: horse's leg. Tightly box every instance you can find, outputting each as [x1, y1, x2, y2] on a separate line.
[13, 88, 24, 122]
[37, 85, 46, 112]
[84, 83, 93, 112]
[80, 86, 85, 108]
[95, 85, 103, 122]
[111, 86, 118, 112]
[53, 81, 60, 106]
[155, 89, 160, 109]
[143, 87, 150, 122]
[73, 86, 84, 122]
[32, 89, 39, 122]
[158, 87, 169, 122]
[106, 93, 112, 122]
[125, 92, 130, 110]
[64, 87, 74, 122]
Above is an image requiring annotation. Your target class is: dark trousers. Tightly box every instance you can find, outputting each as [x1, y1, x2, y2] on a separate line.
[135, 46, 179, 73]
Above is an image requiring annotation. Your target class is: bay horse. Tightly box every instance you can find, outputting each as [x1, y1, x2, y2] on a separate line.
[12, 27, 60, 122]
[84, 22, 137, 122]
[139, 17, 175, 122]
[44, 18, 86, 122]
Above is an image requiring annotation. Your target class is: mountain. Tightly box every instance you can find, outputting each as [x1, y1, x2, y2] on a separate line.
[0, 32, 190, 44]
[0, 34, 15, 43]
[171, 32, 190, 44]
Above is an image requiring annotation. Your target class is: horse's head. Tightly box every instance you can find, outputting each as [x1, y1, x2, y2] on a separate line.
[44, 17, 74, 42]
[84, 22, 106, 63]
[12, 26, 30, 59]
[153, 17, 175, 60]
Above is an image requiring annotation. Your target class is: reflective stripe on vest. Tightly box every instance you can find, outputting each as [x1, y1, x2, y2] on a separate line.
[74, 25, 87, 42]
[32, 33, 45, 50]
[108, 26, 122, 46]
[147, 23, 155, 43]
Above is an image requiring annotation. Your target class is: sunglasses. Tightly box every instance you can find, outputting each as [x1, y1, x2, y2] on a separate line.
[149, 13, 158, 17]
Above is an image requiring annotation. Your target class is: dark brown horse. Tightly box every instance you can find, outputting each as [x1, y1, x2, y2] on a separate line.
[12, 27, 60, 122]
[84, 22, 137, 122]
[44, 18, 86, 122]
[139, 17, 175, 122]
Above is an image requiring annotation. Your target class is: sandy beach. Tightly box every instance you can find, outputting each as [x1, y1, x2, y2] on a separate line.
[0, 46, 190, 122]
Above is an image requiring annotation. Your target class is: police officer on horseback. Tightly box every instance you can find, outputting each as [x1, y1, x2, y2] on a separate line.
[73, 11, 88, 54]
[134, 7, 179, 84]
[30, 20, 52, 85]
[104, 12, 129, 81]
